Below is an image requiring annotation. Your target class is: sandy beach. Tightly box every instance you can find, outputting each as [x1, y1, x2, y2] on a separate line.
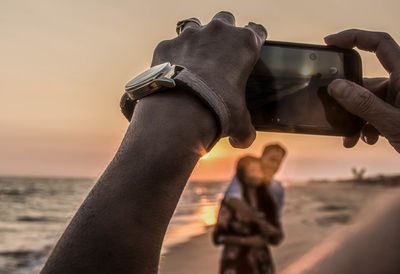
[160, 181, 396, 274]
[1, 177, 398, 273]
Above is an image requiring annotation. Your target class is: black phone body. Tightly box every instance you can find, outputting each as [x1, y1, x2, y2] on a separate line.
[246, 41, 364, 137]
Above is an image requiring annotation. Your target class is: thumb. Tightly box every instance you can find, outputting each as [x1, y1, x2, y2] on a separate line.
[328, 79, 393, 127]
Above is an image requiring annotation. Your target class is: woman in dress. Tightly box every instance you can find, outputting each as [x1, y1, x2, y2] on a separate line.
[213, 156, 283, 274]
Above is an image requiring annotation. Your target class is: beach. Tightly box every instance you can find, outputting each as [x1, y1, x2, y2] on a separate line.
[160, 181, 396, 274]
[0, 176, 397, 273]
[0, 177, 226, 273]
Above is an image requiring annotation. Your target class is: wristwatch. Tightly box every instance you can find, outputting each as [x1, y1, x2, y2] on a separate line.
[120, 62, 184, 121]
[120, 62, 231, 151]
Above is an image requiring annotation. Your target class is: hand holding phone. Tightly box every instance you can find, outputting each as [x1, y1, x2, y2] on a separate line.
[325, 29, 400, 153]
[246, 41, 364, 136]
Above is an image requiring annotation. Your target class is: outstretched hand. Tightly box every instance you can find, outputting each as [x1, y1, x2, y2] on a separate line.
[325, 29, 400, 153]
[151, 11, 267, 148]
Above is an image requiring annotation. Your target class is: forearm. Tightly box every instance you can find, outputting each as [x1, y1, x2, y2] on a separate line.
[218, 235, 265, 247]
[42, 89, 217, 274]
[267, 228, 284, 246]
[256, 219, 280, 235]
[256, 219, 284, 245]
[226, 236, 266, 247]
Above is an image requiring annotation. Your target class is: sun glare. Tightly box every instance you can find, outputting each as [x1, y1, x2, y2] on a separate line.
[300, 66, 312, 76]
[200, 205, 218, 226]
[200, 153, 210, 160]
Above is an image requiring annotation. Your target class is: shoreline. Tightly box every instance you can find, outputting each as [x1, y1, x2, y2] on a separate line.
[160, 227, 220, 274]
[161, 222, 208, 256]
[160, 182, 396, 274]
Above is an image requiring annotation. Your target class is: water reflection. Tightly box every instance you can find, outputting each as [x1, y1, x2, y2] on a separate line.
[200, 205, 219, 226]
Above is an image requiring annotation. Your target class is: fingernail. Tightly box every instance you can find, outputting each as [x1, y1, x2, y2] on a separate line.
[328, 79, 351, 98]
[361, 134, 368, 143]
[324, 34, 334, 44]
[229, 137, 239, 147]
[327, 85, 333, 96]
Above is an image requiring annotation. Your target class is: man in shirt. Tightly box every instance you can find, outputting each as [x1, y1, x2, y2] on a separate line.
[224, 143, 286, 228]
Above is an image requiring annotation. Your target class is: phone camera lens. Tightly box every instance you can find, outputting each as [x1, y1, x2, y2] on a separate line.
[309, 53, 317, 60]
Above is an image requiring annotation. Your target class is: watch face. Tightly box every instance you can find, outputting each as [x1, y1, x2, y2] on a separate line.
[125, 62, 171, 91]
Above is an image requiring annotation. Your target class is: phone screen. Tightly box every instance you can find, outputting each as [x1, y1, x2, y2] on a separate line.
[246, 42, 363, 136]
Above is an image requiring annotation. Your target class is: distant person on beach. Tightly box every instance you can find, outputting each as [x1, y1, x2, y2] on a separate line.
[224, 143, 286, 221]
[214, 156, 283, 274]
[41, 9, 400, 274]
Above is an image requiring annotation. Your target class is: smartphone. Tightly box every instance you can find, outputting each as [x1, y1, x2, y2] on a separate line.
[246, 41, 364, 136]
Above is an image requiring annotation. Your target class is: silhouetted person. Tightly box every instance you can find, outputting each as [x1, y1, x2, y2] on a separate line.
[214, 156, 282, 274]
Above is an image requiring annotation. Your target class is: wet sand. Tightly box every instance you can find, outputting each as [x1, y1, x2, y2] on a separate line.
[160, 182, 395, 274]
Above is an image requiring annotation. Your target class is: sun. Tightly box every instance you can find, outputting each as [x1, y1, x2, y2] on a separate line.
[200, 153, 210, 160]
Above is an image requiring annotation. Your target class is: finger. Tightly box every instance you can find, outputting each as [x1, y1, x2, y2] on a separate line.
[328, 79, 396, 128]
[176, 18, 201, 35]
[211, 11, 236, 26]
[229, 127, 256, 148]
[361, 123, 380, 145]
[363, 77, 389, 100]
[343, 132, 360, 148]
[324, 29, 400, 73]
[363, 77, 393, 106]
[229, 112, 256, 148]
[244, 22, 268, 48]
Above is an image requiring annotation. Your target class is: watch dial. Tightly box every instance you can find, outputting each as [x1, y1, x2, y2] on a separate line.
[125, 62, 170, 91]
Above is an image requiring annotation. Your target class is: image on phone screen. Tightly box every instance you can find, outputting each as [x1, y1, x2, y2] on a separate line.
[246, 42, 363, 136]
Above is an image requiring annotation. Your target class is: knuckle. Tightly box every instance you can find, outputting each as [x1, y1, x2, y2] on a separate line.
[240, 27, 255, 40]
[217, 10, 234, 17]
[154, 39, 171, 53]
[239, 28, 258, 50]
[207, 19, 227, 31]
[213, 11, 235, 22]
[346, 28, 362, 34]
[341, 28, 360, 37]
[377, 31, 393, 41]
[179, 26, 199, 37]
[249, 22, 267, 36]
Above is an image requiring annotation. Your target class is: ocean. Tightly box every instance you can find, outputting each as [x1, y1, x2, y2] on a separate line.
[0, 176, 228, 274]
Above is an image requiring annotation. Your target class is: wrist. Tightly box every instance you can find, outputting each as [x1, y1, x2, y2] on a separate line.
[133, 88, 218, 155]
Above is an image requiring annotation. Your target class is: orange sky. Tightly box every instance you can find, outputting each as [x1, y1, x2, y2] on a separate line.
[1, 0, 399, 181]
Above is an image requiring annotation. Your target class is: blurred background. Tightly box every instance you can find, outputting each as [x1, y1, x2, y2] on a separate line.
[0, 1, 399, 273]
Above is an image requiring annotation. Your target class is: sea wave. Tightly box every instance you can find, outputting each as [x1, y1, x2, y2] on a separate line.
[0, 176, 228, 273]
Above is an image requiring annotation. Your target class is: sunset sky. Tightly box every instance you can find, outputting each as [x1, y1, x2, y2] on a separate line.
[1, 0, 399, 182]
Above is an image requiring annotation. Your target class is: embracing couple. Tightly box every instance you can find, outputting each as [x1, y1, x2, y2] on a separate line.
[214, 143, 286, 274]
